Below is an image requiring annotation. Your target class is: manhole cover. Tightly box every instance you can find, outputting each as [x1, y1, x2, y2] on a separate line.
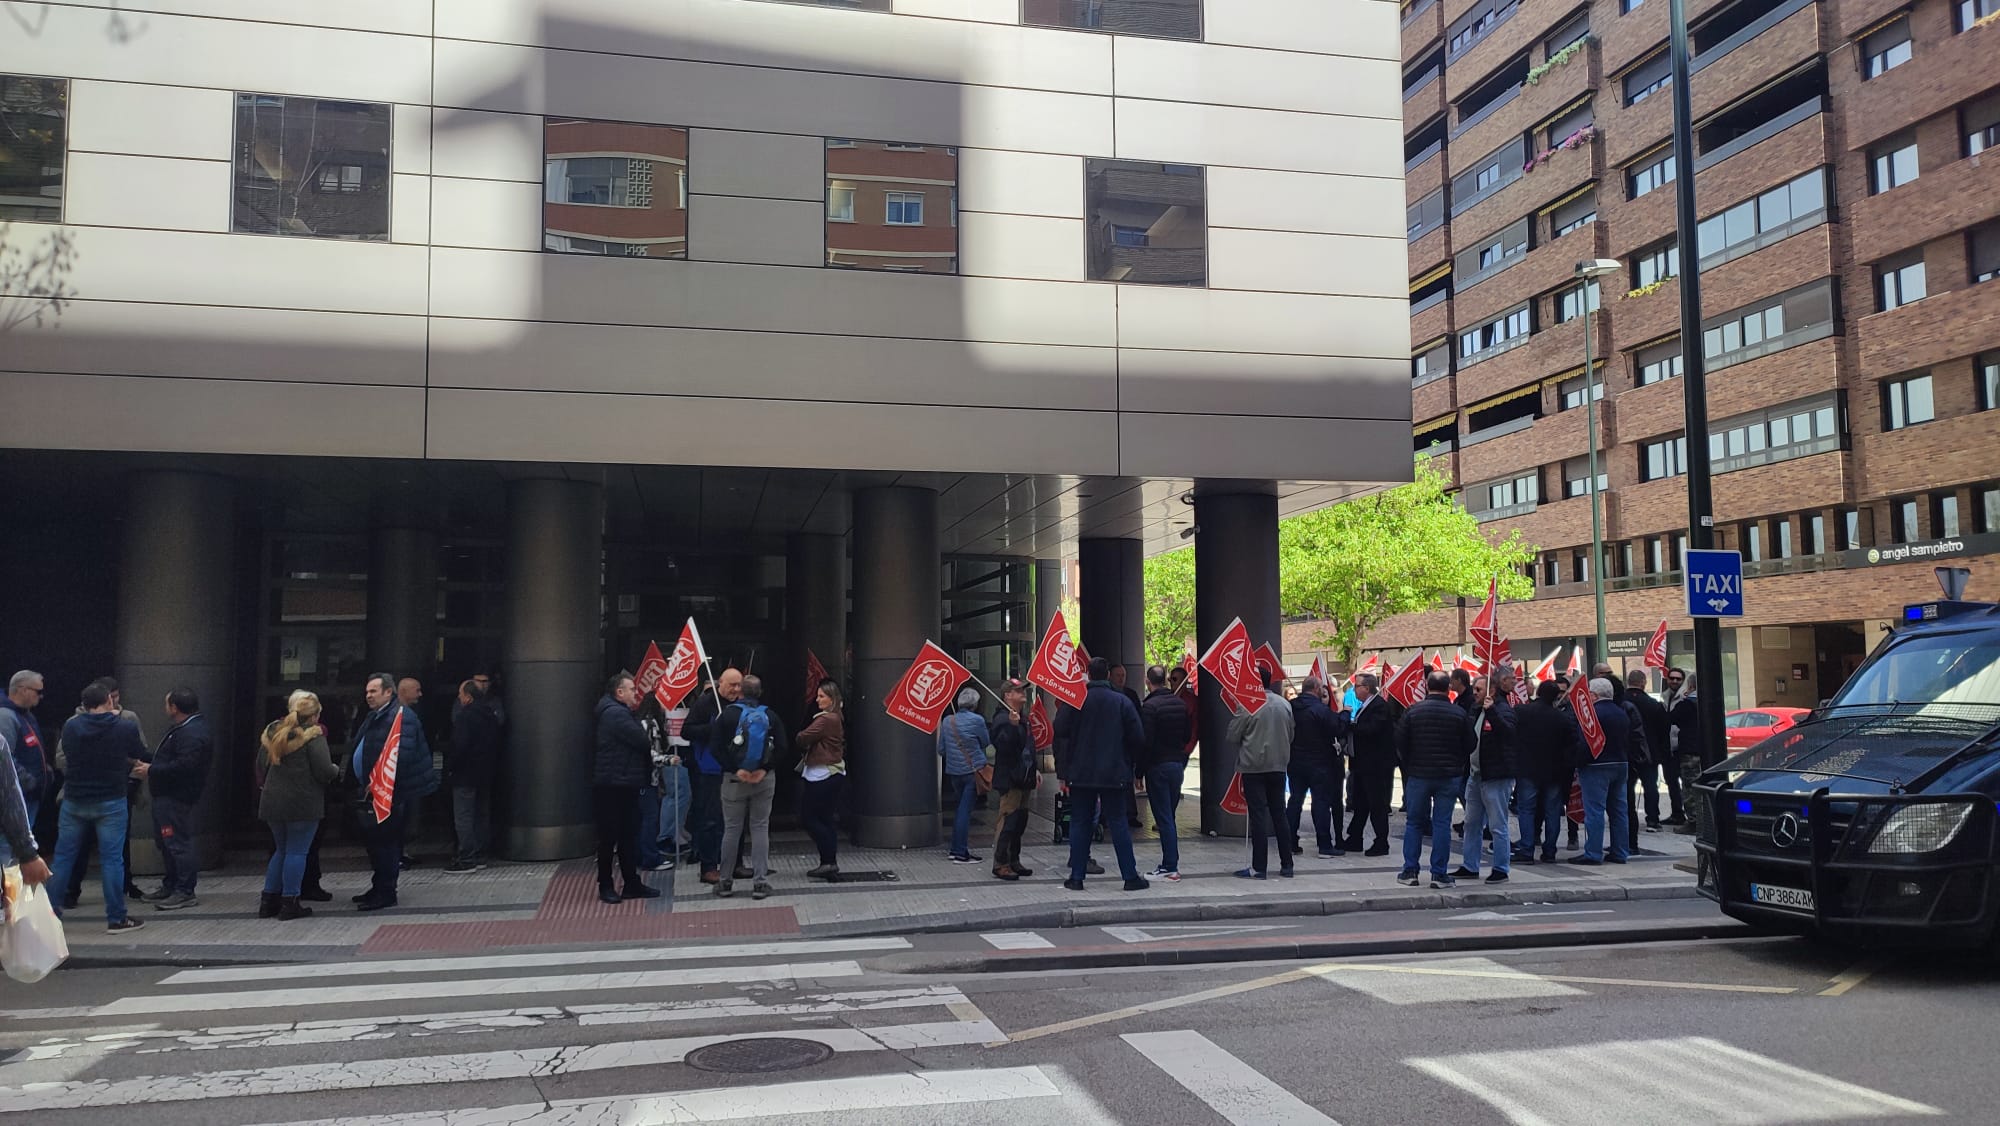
[685, 1037, 836, 1074]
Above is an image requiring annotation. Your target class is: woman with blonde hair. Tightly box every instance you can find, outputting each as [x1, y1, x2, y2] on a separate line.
[257, 691, 339, 920]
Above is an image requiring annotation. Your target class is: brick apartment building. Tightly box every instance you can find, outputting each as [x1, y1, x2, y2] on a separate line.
[1297, 0, 2000, 710]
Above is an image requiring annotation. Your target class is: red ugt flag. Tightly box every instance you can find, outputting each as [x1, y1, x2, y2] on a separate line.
[1198, 617, 1264, 714]
[1027, 611, 1089, 709]
[1566, 674, 1607, 759]
[1308, 655, 1326, 685]
[1383, 651, 1429, 708]
[1027, 698, 1054, 750]
[1219, 772, 1250, 816]
[655, 618, 707, 711]
[885, 640, 971, 734]
[634, 640, 669, 698]
[369, 708, 403, 825]
[1642, 619, 1670, 670]
[1252, 642, 1284, 685]
[804, 647, 831, 708]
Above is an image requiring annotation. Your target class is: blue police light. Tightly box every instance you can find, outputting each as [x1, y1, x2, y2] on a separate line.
[1736, 799, 1753, 814]
[1906, 604, 1929, 621]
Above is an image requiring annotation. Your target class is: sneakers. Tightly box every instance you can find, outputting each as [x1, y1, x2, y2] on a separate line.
[1430, 875, 1457, 889]
[1085, 858, 1105, 876]
[733, 864, 754, 880]
[751, 881, 773, 900]
[620, 884, 662, 900]
[1396, 869, 1421, 886]
[949, 853, 982, 865]
[1159, 869, 1182, 881]
[1062, 878, 1086, 891]
[140, 885, 175, 902]
[1122, 877, 1150, 892]
[1148, 866, 1182, 882]
[1485, 871, 1509, 883]
[444, 860, 485, 875]
[153, 892, 199, 911]
[714, 880, 735, 898]
[646, 859, 676, 872]
[1234, 868, 1266, 880]
[106, 918, 145, 934]
[1451, 867, 1479, 881]
[1317, 849, 1346, 859]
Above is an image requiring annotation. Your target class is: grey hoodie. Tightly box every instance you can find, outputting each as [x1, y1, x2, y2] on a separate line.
[1226, 690, 1295, 774]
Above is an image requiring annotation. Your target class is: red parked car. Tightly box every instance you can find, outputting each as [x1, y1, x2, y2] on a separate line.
[1724, 706, 1811, 751]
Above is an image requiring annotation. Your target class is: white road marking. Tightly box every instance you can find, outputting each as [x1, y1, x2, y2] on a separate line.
[0, 1021, 1005, 1112]
[1407, 1036, 1942, 1126]
[90, 960, 866, 1017]
[980, 931, 1054, 950]
[1444, 909, 1615, 922]
[1310, 957, 1585, 1005]
[1122, 1030, 1340, 1126]
[1100, 923, 1294, 944]
[162, 937, 912, 984]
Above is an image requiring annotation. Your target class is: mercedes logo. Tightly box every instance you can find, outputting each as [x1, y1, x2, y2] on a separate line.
[1771, 812, 1802, 849]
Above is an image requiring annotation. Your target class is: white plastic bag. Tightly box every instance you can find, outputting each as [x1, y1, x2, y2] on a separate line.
[1, 875, 70, 984]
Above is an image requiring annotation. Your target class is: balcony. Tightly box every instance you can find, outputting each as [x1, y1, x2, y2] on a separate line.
[1451, 81, 1522, 142]
[1600, 0, 1736, 76]
[1409, 223, 1450, 277]
[1839, 14, 2000, 148]
[1458, 219, 1606, 327]
[1458, 306, 1608, 407]
[1469, 494, 1539, 522]
[1856, 278, 2000, 377]
[1404, 0, 1445, 59]
[1447, 3, 1541, 103]
[1710, 449, 1847, 520]
[1846, 155, 2000, 266]
[1696, 96, 1823, 173]
[1604, 1, 1821, 169]
[1460, 410, 1537, 448]
[1460, 406, 1593, 484]
[1856, 409, 2000, 498]
[1691, 0, 1817, 77]
[1413, 370, 1456, 418]
[1407, 142, 1445, 202]
[1612, 336, 1842, 439]
[1453, 131, 1601, 244]
[1452, 39, 1597, 171]
[1407, 72, 1446, 140]
[1411, 292, 1454, 352]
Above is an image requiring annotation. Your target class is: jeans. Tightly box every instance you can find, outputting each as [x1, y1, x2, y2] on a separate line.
[1401, 774, 1462, 879]
[1067, 785, 1140, 884]
[264, 819, 319, 896]
[690, 770, 724, 872]
[363, 799, 407, 900]
[636, 785, 663, 869]
[1285, 759, 1343, 853]
[945, 772, 977, 858]
[152, 794, 199, 895]
[65, 806, 137, 900]
[1345, 755, 1395, 848]
[1579, 762, 1631, 862]
[1515, 777, 1566, 858]
[1145, 761, 1186, 872]
[592, 785, 643, 890]
[659, 763, 692, 851]
[1460, 777, 1514, 877]
[452, 786, 490, 864]
[1243, 771, 1294, 874]
[50, 797, 130, 924]
[992, 785, 1031, 871]
[719, 772, 776, 882]
[799, 774, 844, 865]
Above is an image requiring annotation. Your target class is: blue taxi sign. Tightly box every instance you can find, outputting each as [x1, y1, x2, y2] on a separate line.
[1684, 548, 1744, 618]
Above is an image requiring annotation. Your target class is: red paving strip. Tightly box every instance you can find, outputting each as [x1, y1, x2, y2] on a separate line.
[359, 905, 801, 954]
[534, 859, 673, 920]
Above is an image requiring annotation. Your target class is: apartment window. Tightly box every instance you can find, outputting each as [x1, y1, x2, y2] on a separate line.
[1550, 189, 1597, 237]
[1451, 137, 1527, 212]
[1701, 280, 1836, 369]
[1085, 158, 1205, 286]
[1933, 493, 1962, 537]
[1875, 250, 1928, 311]
[0, 75, 66, 223]
[1449, 0, 1519, 56]
[1459, 304, 1532, 359]
[1632, 240, 1680, 288]
[1772, 517, 1794, 558]
[1647, 537, 1666, 574]
[1980, 485, 2000, 534]
[1543, 555, 1560, 585]
[826, 139, 958, 273]
[235, 94, 390, 240]
[1883, 373, 1935, 430]
[1624, 51, 1673, 106]
[1024, 0, 1201, 39]
[1557, 279, 1600, 323]
[1972, 222, 2000, 283]
[1559, 373, 1604, 411]
[1642, 435, 1689, 481]
[1409, 189, 1446, 239]
[1485, 472, 1540, 512]
[1967, 91, 2000, 156]
[1742, 523, 1764, 562]
[1636, 339, 1683, 385]
[1868, 134, 1919, 194]
[1892, 498, 1921, 543]
[1572, 549, 1591, 582]
[1839, 507, 1864, 550]
[1957, 0, 1999, 31]
[1694, 168, 1828, 263]
[1460, 217, 1531, 277]
[1414, 341, 1451, 384]
[1545, 9, 1590, 53]
[1562, 455, 1607, 497]
[1544, 100, 1595, 149]
[1708, 394, 1841, 472]
[1979, 352, 2000, 410]
[1805, 512, 1826, 554]
[1860, 17, 1912, 78]
[1624, 0, 1646, 11]
[1628, 150, 1676, 199]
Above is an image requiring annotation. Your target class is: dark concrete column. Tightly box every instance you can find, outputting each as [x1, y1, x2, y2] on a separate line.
[499, 477, 603, 860]
[1193, 484, 1280, 837]
[1078, 537, 1144, 671]
[366, 525, 438, 685]
[785, 532, 847, 725]
[1034, 559, 1062, 633]
[115, 470, 237, 870]
[850, 486, 940, 849]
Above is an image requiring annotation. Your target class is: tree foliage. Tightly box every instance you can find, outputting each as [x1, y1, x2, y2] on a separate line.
[1140, 461, 1537, 668]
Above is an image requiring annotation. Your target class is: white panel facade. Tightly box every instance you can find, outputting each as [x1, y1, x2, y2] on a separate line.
[1, 0, 1410, 483]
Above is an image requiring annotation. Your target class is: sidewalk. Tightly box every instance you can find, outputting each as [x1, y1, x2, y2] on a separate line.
[56, 787, 1702, 965]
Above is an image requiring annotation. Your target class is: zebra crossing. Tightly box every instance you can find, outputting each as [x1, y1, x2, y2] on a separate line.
[0, 938, 1950, 1125]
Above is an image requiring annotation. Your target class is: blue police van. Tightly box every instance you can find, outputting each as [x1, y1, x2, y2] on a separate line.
[1693, 599, 2000, 949]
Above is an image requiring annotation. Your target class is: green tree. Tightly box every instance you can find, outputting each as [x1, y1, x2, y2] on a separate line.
[1141, 546, 1196, 666]
[1280, 460, 1534, 666]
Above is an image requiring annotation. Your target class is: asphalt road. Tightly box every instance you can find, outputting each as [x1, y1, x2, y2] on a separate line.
[5, 921, 1996, 1125]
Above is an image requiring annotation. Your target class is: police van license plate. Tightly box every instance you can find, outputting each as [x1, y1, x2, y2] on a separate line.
[1750, 883, 1815, 911]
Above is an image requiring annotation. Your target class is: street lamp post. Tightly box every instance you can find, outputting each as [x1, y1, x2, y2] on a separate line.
[1575, 259, 1621, 667]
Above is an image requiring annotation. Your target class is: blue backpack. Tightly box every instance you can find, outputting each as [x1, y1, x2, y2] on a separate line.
[734, 703, 774, 771]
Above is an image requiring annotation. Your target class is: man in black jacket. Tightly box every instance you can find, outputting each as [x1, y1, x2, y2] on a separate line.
[446, 679, 502, 874]
[1512, 680, 1584, 863]
[1595, 663, 1650, 853]
[1053, 659, 1148, 892]
[1575, 677, 1633, 865]
[1454, 670, 1518, 883]
[1286, 677, 1349, 859]
[989, 679, 1037, 881]
[1396, 672, 1475, 889]
[350, 672, 435, 911]
[48, 680, 150, 933]
[592, 672, 660, 904]
[143, 688, 211, 910]
[1625, 669, 1677, 829]
[1342, 673, 1399, 856]
[1138, 665, 1192, 879]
